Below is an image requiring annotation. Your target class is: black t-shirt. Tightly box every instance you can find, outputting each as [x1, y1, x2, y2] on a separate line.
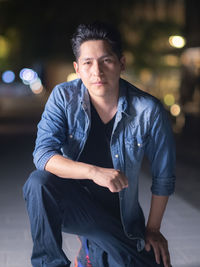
[78, 101, 120, 219]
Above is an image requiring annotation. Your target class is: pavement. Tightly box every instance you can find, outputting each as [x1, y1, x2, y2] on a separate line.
[0, 131, 200, 267]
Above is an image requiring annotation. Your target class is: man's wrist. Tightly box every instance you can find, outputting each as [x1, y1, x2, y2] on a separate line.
[146, 226, 160, 232]
[85, 163, 96, 180]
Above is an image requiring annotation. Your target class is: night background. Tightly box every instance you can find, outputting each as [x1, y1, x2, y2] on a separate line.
[0, 0, 200, 266]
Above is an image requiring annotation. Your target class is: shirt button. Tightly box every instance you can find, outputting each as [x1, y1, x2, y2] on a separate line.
[69, 134, 73, 138]
[137, 143, 141, 147]
[82, 103, 87, 109]
[115, 154, 119, 158]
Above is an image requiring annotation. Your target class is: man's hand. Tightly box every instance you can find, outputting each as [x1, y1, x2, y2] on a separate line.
[90, 166, 128, 192]
[145, 228, 171, 267]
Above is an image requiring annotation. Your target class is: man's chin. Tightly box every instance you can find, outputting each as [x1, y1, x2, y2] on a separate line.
[89, 84, 108, 93]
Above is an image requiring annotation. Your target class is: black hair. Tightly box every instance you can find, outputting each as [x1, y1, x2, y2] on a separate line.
[71, 21, 123, 60]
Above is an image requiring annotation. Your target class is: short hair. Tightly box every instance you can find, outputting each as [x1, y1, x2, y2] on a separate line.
[71, 21, 123, 60]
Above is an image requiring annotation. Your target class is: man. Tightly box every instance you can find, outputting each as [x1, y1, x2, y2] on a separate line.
[23, 22, 175, 267]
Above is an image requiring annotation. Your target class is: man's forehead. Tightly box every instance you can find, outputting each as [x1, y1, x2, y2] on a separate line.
[78, 40, 116, 60]
[80, 53, 114, 61]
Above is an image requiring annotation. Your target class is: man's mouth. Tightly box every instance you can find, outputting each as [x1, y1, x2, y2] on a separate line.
[92, 81, 106, 85]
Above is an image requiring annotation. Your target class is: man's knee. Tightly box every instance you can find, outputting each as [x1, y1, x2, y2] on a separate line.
[23, 170, 55, 197]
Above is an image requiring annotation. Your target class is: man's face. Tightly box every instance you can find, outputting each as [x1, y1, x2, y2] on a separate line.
[73, 40, 125, 99]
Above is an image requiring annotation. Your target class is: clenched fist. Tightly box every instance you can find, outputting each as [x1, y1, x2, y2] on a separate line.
[89, 166, 128, 192]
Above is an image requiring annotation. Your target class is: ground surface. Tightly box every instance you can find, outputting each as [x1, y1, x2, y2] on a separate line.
[0, 132, 199, 267]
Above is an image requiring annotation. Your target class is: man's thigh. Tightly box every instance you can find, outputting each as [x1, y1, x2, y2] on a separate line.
[60, 179, 120, 236]
[58, 179, 164, 267]
[25, 171, 163, 266]
[23, 169, 102, 234]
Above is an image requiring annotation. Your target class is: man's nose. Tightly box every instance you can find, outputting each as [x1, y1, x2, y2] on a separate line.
[93, 61, 103, 76]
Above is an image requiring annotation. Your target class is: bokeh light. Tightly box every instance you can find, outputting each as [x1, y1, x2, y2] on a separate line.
[2, 70, 15, 83]
[164, 94, 175, 106]
[163, 55, 180, 67]
[19, 68, 38, 84]
[0, 36, 9, 58]
[169, 35, 186, 48]
[30, 78, 43, 94]
[19, 67, 44, 94]
[140, 69, 152, 84]
[67, 73, 77, 82]
[170, 104, 181, 116]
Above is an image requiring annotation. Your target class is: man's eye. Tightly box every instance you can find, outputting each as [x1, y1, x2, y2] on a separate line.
[104, 58, 112, 63]
[84, 61, 91, 65]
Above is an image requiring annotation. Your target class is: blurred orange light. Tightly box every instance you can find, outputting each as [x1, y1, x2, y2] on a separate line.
[140, 69, 152, 83]
[67, 73, 77, 82]
[163, 55, 179, 66]
[30, 78, 43, 94]
[170, 104, 181, 116]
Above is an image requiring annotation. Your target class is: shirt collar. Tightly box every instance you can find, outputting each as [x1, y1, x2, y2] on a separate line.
[80, 81, 90, 110]
[80, 78, 130, 117]
[117, 78, 130, 117]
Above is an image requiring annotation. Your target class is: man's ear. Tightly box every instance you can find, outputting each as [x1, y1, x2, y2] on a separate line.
[120, 56, 126, 72]
[73, 61, 80, 77]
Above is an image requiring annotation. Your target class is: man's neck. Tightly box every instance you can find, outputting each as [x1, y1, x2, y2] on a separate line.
[89, 93, 119, 124]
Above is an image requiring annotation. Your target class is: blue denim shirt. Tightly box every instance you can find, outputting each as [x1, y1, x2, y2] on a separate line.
[33, 78, 175, 250]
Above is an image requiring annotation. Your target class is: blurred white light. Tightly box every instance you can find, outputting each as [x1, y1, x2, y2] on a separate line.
[30, 78, 43, 94]
[2, 70, 15, 83]
[169, 35, 186, 48]
[19, 68, 38, 84]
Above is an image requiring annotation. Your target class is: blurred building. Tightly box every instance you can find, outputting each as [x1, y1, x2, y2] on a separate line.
[118, 0, 200, 134]
[0, 0, 200, 135]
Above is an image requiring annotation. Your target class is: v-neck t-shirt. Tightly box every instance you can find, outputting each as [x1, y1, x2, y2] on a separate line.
[78, 101, 120, 219]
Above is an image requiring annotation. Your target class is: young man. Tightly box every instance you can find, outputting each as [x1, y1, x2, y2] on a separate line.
[23, 22, 175, 267]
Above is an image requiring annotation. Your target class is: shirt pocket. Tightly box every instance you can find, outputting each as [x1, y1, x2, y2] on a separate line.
[124, 135, 148, 162]
[62, 129, 85, 159]
[125, 135, 148, 149]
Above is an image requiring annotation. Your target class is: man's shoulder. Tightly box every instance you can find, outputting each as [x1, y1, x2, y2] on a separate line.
[51, 79, 84, 103]
[121, 78, 161, 112]
[53, 79, 83, 94]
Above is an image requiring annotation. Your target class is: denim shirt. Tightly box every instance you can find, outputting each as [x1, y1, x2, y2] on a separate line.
[33, 78, 176, 251]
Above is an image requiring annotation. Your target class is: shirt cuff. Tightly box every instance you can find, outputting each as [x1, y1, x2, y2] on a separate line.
[34, 151, 60, 170]
[151, 176, 176, 195]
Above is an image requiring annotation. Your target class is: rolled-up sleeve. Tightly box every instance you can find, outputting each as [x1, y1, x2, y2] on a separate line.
[145, 102, 176, 196]
[33, 85, 67, 170]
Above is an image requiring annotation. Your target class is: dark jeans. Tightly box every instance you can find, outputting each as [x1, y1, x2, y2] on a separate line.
[23, 170, 164, 267]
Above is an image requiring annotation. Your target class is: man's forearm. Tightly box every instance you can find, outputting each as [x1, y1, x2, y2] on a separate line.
[146, 194, 169, 230]
[145, 195, 171, 266]
[45, 154, 94, 179]
[45, 154, 128, 192]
